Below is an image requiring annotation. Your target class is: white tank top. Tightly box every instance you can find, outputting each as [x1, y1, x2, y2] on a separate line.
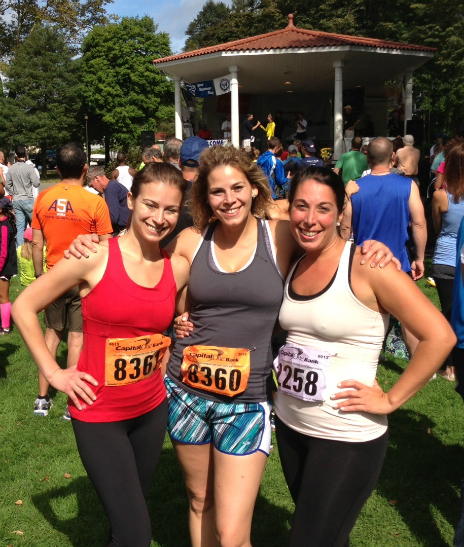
[275, 241, 389, 442]
[116, 165, 133, 191]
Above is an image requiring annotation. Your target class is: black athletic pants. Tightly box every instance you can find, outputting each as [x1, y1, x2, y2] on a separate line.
[275, 416, 388, 547]
[72, 400, 168, 547]
[435, 275, 455, 370]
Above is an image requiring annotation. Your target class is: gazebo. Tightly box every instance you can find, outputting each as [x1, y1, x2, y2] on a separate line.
[154, 15, 435, 157]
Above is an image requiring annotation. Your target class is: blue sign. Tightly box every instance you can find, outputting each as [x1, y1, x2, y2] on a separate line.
[185, 81, 215, 98]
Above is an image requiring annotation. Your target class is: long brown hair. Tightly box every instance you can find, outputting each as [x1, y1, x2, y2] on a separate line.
[444, 138, 464, 202]
[191, 145, 273, 230]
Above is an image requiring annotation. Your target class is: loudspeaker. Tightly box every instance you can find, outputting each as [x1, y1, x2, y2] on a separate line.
[406, 120, 423, 146]
[141, 131, 155, 150]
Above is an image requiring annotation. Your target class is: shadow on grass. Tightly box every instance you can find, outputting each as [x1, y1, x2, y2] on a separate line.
[382, 355, 407, 376]
[32, 475, 107, 546]
[252, 491, 292, 546]
[376, 408, 463, 546]
[0, 342, 16, 379]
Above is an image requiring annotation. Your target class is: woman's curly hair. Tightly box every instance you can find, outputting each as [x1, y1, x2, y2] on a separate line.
[190, 145, 273, 230]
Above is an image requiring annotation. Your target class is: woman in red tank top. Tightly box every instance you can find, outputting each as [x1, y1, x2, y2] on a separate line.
[13, 163, 190, 547]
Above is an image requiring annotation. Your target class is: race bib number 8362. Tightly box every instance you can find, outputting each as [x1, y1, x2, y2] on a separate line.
[274, 344, 331, 402]
[105, 334, 171, 386]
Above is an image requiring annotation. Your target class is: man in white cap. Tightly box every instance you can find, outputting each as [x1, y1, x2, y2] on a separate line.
[395, 134, 420, 181]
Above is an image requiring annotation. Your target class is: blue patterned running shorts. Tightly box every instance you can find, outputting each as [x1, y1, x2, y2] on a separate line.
[165, 377, 272, 456]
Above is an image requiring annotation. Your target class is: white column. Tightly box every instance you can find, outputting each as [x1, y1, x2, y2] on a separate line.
[173, 75, 182, 140]
[229, 65, 239, 148]
[404, 70, 414, 136]
[333, 61, 344, 160]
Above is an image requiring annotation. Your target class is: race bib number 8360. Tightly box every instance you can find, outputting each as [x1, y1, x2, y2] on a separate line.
[274, 344, 331, 402]
[181, 345, 250, 397]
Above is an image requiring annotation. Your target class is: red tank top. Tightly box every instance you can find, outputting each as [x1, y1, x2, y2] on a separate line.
[69, 237, 176, 422]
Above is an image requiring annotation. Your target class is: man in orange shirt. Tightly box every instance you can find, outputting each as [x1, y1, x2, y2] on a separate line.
[31, 142, 112, 418]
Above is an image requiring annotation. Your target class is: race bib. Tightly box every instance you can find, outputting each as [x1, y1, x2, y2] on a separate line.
[105, 334, 171, 386]
[181, 345, 250, 397]
[274, 344, 332, 402]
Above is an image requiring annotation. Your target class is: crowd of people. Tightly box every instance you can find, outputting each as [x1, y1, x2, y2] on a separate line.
[2, 123, 464, 547]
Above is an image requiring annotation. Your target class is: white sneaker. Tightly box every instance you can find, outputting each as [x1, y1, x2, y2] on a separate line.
[34, 397, 53, 417]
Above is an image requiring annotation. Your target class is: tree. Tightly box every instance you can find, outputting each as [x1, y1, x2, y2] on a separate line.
[184, 0, 286, 52]
[0, 24, 82, 178]
[0, 0, 112, 57]
[185, 0, 231, 51]
[80, 16, 175, 151]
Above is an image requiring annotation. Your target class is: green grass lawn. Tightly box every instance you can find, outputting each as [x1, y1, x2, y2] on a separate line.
[1, 271, 463, 546]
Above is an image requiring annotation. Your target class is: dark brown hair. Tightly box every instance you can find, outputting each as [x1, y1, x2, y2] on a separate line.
[289, 166, 346, 214]
[131, 162, 187, 200]
[444, 138, 464, 203]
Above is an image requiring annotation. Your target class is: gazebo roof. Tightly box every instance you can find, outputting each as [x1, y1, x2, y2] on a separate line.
[153, 15, 436, 94]
[155, 14, 436, 65]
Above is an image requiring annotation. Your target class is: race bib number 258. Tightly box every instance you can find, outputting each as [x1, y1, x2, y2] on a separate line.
[105, 334, 171, 386]
[274, 344, 332, 402]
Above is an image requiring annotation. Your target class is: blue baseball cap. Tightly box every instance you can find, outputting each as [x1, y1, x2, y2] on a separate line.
[180, 137, 209, 167]
[302, 139, 316, 153]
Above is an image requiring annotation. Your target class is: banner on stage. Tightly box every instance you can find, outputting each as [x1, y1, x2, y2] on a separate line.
[185, 75, 231, 98]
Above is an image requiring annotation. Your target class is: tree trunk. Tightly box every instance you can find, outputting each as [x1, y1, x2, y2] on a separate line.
[105, 134, 110, 166]
[41, 143, 48, 180]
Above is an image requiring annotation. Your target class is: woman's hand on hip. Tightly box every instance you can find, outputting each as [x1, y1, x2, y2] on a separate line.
[330, 379, 395, 414]
[48, 366, 98, 410]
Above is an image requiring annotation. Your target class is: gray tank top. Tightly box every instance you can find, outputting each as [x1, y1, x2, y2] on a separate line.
[167, 219, 284, 403]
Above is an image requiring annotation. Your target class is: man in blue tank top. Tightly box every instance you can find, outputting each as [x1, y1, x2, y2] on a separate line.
[340, 137, 427, 354]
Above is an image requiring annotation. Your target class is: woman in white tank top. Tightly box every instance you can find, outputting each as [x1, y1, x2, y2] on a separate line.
[274, 167, 456, 547]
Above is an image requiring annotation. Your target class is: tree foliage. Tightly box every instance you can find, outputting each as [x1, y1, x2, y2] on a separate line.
[0, 0, 112, 57]
[80, 16, 175, 150]
[185, 0, 464, 134]
[0, 24, 82, 176]
[185, 0, 231, 51]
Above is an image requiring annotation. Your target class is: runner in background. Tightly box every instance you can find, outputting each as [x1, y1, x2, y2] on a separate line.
[31, 143, 113, 419]
[16, 227, 46, 287]
[0, 196, 17, 334]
